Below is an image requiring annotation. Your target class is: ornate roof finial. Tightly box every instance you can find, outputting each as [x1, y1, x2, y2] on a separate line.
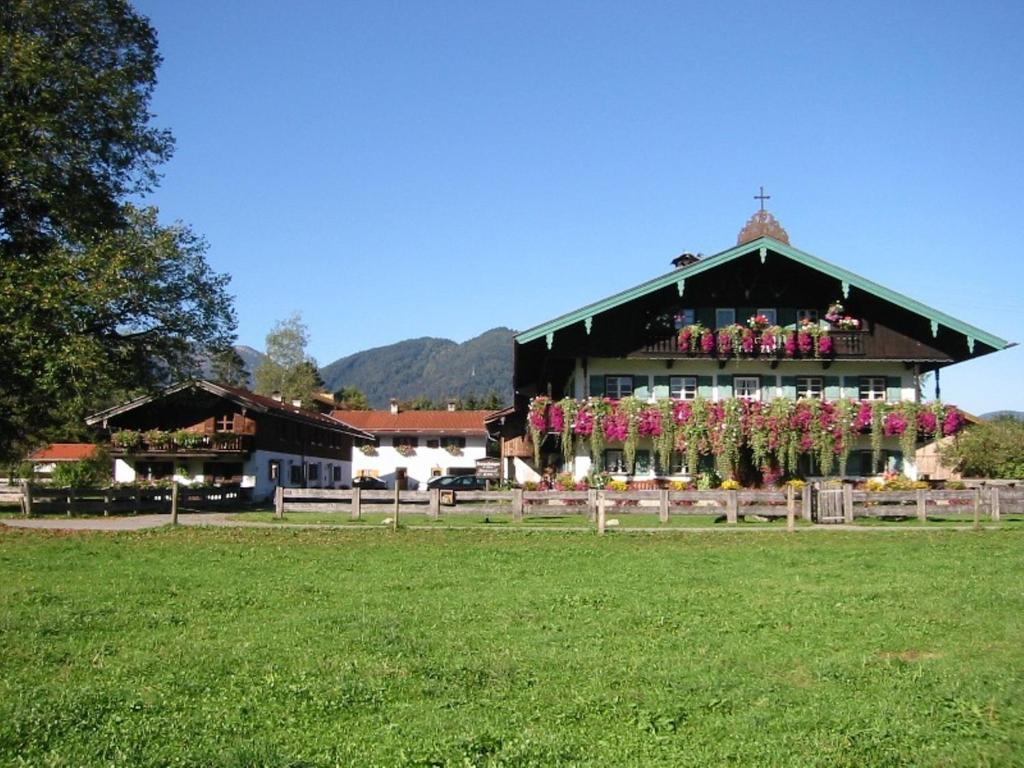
[737, 186, 790, 245]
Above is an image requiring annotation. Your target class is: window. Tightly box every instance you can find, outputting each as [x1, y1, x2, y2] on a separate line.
[655, 451, 687, 475]
[605, 375, 633, 400]
[216, 413, 234, 432]
[604, 449, 627, 473]
[426, 439, 440, 449]
[392, 436, 419, 448]
[715, 308, 735, 328]
[796, 376, 823, 399]
[797, 309, 818, 325]
[674, 309, 695, 328]
[203, 462, 242, 484]
[289, 464, 302, 484]
[307, 463, 319, 482]
[441, 436, 466, 450]
[860, 377, 886, 401]
[734, 376, 760, 401]
[136, 461, 173, 481]
[757, 308, 777, 325]
[634, 450, 652, 475]
[332, 465, 341, 482]
[268, 460, 280, 481]
[670, 376, 697, 400]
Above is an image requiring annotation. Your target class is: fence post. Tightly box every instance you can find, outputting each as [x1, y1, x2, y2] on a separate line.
[171, 482, 179, 526]
[429, 488, 440, 519]
[351, 487, 361, 520]
[843, 484, 854, 523]
[587, 488, 597, 521]
[786, 495, 796, 532]
[990, 487, 1001, 522]
[726, 490, 738, 524]
[103, 487, 111, 517]
[973, 488, 981, 530]
[801, 484, 813, 522]
[512, 488, 523, 522]
[916, 488, 927, 522]
[659, 489, 669, 524]
[597, 491, 606, 535]
[20, 481, 32, 517]
[133, 487, 140, 516]
[66, 487, 73, 517]
[393, 486, 400, 531]
[274, 485, 284, 519]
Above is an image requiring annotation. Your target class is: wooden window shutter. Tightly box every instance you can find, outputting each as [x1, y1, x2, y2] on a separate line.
[886, 376, 903, 403]
[588, 376, 605, 397]
[652, 375, 670, 399]
[780, 376, 797, 399]
[762, 375, 778, 400]
[697, 376, 713, 398]
[632, 375, 650, 400]
[843, 376, 859, 398]
[824, 376, 841, 400]
[717, 375, 732, 399]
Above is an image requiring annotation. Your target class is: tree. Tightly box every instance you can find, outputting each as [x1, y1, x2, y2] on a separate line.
[209, 347, 249, 388]
[253, 315, 322, 409]
[0, 1, 236, 462]
[335, 386, 369, 410]
[941, 416, 1024, 479]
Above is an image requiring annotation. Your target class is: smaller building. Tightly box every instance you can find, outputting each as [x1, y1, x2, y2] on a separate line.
[86, 380, 372, 501]
[27, 443, 99, 478]
[333, 400, 492, 489]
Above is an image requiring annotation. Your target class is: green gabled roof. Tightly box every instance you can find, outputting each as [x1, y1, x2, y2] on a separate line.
[515, 236, 1012, 352]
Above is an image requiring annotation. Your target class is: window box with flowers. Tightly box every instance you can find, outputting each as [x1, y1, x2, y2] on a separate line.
[444, 443, 463, 456]
[359, 444, 378, 456]
[111, 429, 143, 452]
[143, 429, 172, 450]
[395, 443, 416, 457]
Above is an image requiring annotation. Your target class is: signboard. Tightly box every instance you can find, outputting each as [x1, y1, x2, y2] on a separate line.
[440, 489, 456, 506]
[475, 457, 501, 479]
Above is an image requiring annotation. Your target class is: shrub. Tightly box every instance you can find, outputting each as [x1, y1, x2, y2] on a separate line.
[720, 479, 741, 491]
[50, 448, 111, 488]
[111, 430, 142, 451]
[607, 480, 628, 492]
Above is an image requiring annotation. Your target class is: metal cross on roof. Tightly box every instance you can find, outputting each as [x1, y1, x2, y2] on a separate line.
[754, 186, 770, 211]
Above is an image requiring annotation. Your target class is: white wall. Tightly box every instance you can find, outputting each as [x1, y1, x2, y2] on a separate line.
[352, 436, 487, 489]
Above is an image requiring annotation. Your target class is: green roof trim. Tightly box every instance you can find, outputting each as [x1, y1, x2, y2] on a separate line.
[515, 236, 1012, 352]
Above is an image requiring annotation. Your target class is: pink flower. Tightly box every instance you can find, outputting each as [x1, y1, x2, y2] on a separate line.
[741, 329, 755, 354]
[573, 408, 594, 436]
[917, 410, 938, 437]
[637, 408, 662, 437]
[528, 411, 547, 432]
[818, 335, 834, 356]
[883, 412, 907, 436]
[547, 405, 564, 433]
[942, 408, 964, 436]
[700, 330, 715, 354]
[797, 331, 813, 355]
[784, 332, 797, 358]
[603, 410, 629, 442]
[853, 402, 873, 431]
[678, 328, 692, 351]
[672, 400, 692, 426]
[717, 330, 733, 355]
[760, 330, 776, 352]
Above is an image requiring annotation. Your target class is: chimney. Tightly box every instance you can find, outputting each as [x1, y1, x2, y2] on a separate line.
[446, 399, 457, 412]
[389, 398, 399, 415]
[672, 252, 700, 269]
[271, 391, 282, 402]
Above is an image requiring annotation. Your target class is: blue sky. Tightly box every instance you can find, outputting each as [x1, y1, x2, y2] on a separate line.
[134, 0, 1023, 413]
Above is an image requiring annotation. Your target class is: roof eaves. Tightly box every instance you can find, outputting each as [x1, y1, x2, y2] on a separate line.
[514, 236, 1011, 352]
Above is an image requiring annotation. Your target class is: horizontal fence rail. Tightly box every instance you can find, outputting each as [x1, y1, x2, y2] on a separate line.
[18, 483, 251, 517]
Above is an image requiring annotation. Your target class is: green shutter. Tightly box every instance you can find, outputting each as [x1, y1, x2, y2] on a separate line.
[652, 375, 670, 399]
[886, 376, 902, 403]
[633, 375, 650, 400]
[738, 307, 755, 326]
[843, 376, 859, 399]
[778, 307, 797, 327]
[697, 376, 713, 398]
[762, 375, 778, 400]
[717, 375, 732, 399]
[696, 307, 715, 327]
[589, 376, 605, 397]
[781, 376, 797, 399]
[824, 376, 841, 400]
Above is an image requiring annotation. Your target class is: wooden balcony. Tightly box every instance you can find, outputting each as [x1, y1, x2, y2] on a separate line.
[633, 329, 870, 360]
[110, 433, 253, 457]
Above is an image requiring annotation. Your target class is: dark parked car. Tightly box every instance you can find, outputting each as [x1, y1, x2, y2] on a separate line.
[352, 475, 387, 490]
[427, 474, 489, 491]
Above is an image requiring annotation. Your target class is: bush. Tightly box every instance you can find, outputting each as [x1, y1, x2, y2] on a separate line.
[50, 448, 111, 488]
[941, 417, 1024, 479]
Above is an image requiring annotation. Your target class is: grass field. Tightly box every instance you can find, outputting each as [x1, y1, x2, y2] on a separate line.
[1, 526, 1022, 767]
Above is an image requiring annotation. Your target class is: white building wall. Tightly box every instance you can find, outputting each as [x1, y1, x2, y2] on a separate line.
[352, 436, 487, 489]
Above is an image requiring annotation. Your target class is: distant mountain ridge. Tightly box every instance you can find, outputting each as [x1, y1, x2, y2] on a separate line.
[319, 327, 515, 408]
[980, 410, 1024, 421]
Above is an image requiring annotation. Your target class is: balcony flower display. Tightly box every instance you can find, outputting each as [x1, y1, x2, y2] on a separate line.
[527, 395, 965, 480]
[836, 316, 861, 330]
[700, 328, 715, 353]
[359, 444, 377, 456]
[111, 429, 143, 451]
[825, 301, 845, 324]
[747, 313, 771, 330]
[396, 444, 415, 457]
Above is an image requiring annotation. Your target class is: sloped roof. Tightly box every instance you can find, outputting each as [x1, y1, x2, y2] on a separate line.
[85, 380, 373, 440]
[515, 236, 1012, 354]
[330, 409, 490, 435]
[28, 443, 97, 462]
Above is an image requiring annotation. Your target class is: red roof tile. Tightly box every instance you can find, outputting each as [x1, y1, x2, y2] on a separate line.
[29, 443, 98, 461]
[330, 410, 489, 435]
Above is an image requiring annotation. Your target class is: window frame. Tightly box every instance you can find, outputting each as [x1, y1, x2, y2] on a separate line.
[605, 375, 634, 400]
[604, 449, 627, 474]
[796, 376, 824, 400]
[734, 375, 761, 401]
[756, 308, 777, 325]
[859, 376, 886, 401]
[715, 308, 736, 328]
[669, 375, 697, 400]
[797, 308, 819, 325]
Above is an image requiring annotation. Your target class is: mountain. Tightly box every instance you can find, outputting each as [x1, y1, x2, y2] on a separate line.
[234, 345, 267, 386]
[318, 327, 515, 408]
[979, 410, 1024, 421]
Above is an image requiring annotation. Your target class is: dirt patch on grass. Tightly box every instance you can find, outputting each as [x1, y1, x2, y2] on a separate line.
[878, 650, 943, 662]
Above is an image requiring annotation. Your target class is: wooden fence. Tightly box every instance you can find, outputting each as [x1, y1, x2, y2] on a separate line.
[274, 484, 1024, 531]
[18, 483, 252, 517]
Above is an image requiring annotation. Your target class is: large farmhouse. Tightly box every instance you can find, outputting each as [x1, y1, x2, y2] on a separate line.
[333, 400, 491, 490]
[502, 207, 1012, 485]
[86, 380, 372, 501]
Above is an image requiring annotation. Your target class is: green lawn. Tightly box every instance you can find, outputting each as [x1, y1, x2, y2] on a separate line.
[1, 527, 1022, 766]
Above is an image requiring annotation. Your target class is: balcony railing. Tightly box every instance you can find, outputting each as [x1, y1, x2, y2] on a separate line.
[637, 328, 869, 358]
[110, 433, 252, 455]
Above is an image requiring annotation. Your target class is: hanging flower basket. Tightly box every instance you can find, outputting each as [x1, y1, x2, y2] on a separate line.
[396, 444, 415, 457]
[444, 444, 462, 456]
[359, 444, 378, 456]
